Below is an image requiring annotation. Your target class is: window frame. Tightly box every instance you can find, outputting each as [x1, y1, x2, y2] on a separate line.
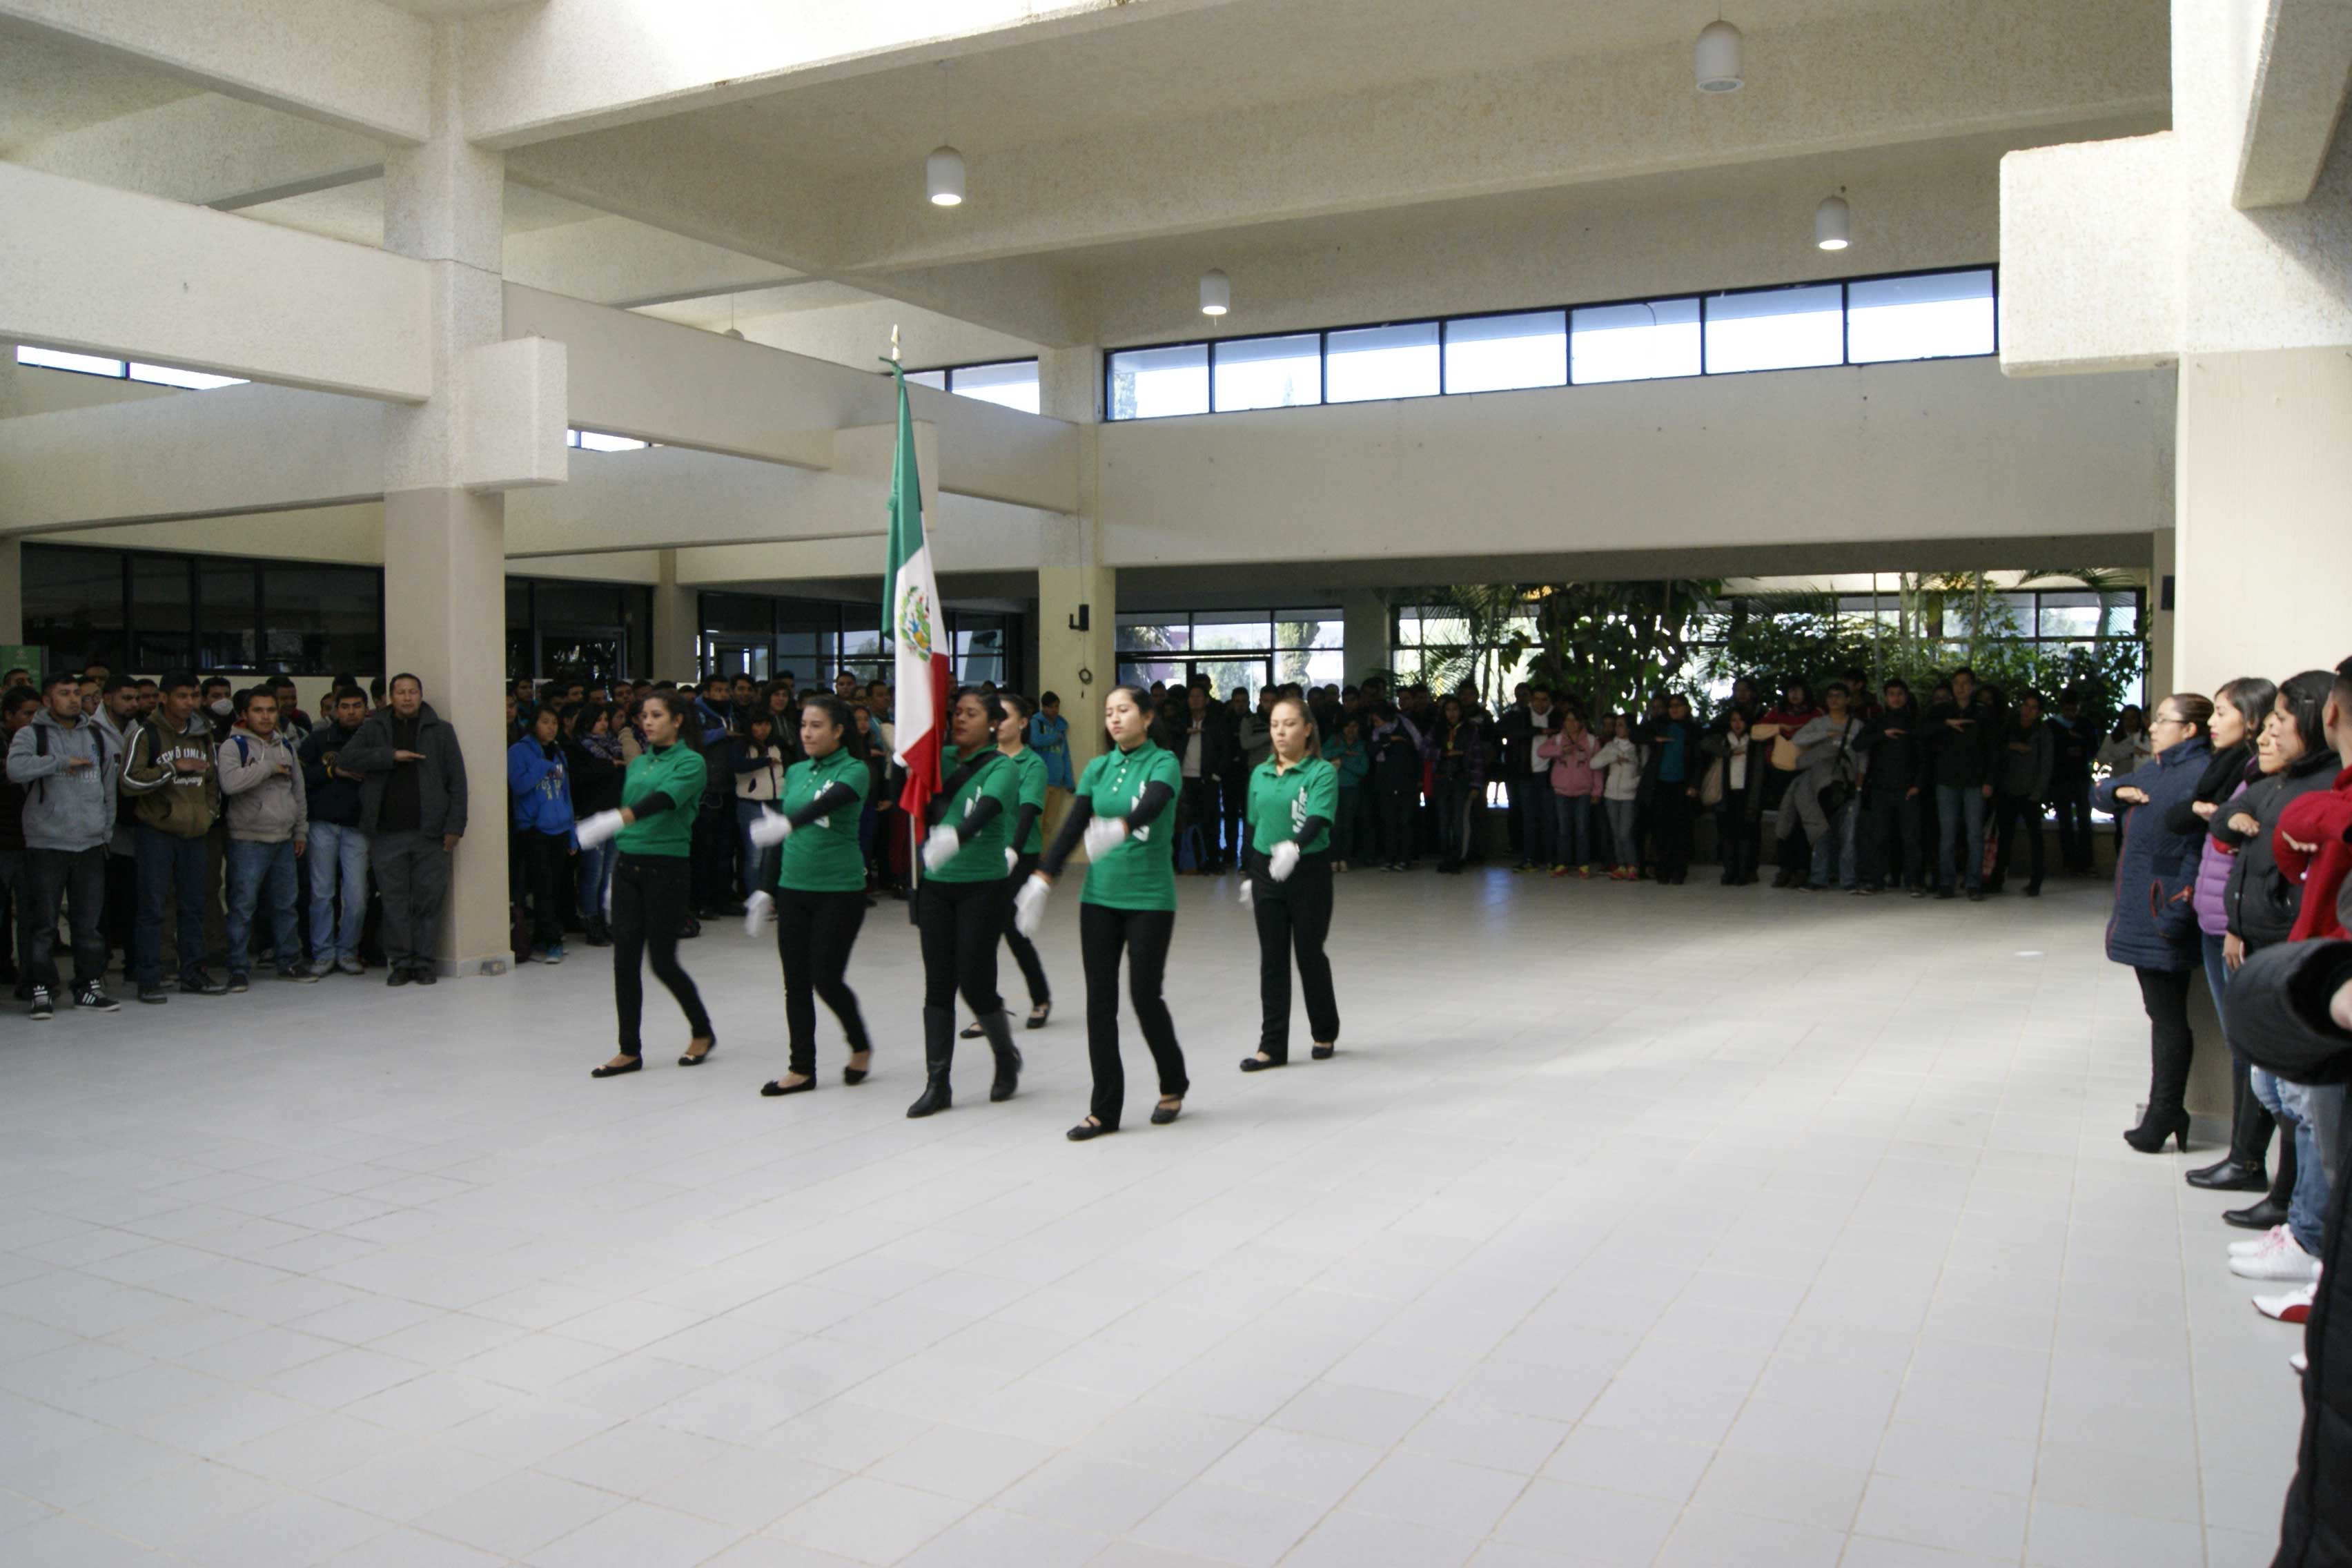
[901, 357, 1043, 411]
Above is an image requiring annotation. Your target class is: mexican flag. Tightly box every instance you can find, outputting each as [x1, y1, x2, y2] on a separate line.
[882, 362, 948, 827]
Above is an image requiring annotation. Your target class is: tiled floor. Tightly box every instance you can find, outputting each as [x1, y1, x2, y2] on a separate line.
[0, 868, 2309, 1567]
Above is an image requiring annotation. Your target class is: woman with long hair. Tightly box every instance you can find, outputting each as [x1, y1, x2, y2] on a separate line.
[905, 687, 1026, 1117]
[576, 689, 716, 1077]
[1425, 695, 1481, 874]
[2095, 691, 2215, 1151]
[1238, 694, 1341, 1071]
[507, 704, 576, 965]
[749, 694, 874, 1097]
[962, 692, 1051, 1041]
[562, 703, 625, 947]
[1014, 686, 1187, 1140]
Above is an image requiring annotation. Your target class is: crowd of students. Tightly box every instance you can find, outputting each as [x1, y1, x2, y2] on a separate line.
[0, 665, 469, 1015]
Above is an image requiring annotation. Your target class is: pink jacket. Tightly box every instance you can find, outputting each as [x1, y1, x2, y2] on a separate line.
[1538, 730, 1603, 798]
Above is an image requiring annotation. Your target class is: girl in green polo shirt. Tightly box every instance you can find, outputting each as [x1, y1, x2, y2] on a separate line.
[905, 687, 1027, 1118]
[1237, 694, 1342, 1072]
[574, 690, 715, 1078]
[746, 694, 874, 1098]
[961, 692, 1053, 1043]
[1013, 685, 1189, 1141]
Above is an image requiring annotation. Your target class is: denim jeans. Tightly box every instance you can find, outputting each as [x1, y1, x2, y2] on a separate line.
[576, 835, 617, 921]
[1809, 796, 1861, 887]
[134, 824, 210, 988]
[1551, 793, 1592, 868]
[225, 838, 300, 978]
[305, 822, 369, 962]
[1603, 798, 1638, 868]
[1934, 783, 1988, 892]
[2252, 1068, 2344, 1257]
[736, 798, 780, 896]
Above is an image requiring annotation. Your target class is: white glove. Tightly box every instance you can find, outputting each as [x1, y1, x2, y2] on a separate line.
[1005, 847, 1019, 874]
[922, 824, 961, 872]
[1012, 874, 1051, 938]
[743, 889, 773, 937]
[1238, 878, 1254, 910]
[1083, 816, 1128, 861]
[747, 810, 792, 848]
[576, 809, 625, 850]
[1268, 841, 1301, 883]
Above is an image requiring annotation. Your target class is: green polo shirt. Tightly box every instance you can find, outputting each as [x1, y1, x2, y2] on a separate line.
[775, 745, 869, 894]
[928, 745, 1021, 883]
[1248, 754, 1339, 857]
[1008, 747, 1048, 855]
[615, 743, 706, 857]
[1077, 740, 1182, 912]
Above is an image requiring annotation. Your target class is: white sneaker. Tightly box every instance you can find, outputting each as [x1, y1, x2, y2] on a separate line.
[743, 890, 774, 938]
[2231, 1224, 2290, 1257]
[2290, 1349, 2307, 1373]
[2231, 1231, 2320, 1282]
[2253, 1281, 2319, 1324]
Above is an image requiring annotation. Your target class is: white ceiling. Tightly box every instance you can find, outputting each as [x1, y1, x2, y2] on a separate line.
[0, 31, 205, 153]
[237, 179, 617, 246]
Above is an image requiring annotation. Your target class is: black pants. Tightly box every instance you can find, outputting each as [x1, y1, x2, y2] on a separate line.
[1376, 784, 1413, 865]
[611, 852, 709, 1056]
[1992, 794, 2045, 890]
[1652, 789, 1694, 882]
[1255, 856, 1338, 1060]
[1862, 791, 1923, 889]
[2135, 966, 2196, 1121]
[2050, 777, 2095, 871]
[373, 830, 449, 972]
[690, 803, 735, 910]
[1433, 776, 1472, 870]
[776, 887, 869, 1076]
[1716, 792, 1757, 883]
[1179, 777, 1221, 869]
[520, 830, 570, 950]
[918, 875, 1006, 1015]
[1219, 770, 1248, 865]
[26, 845, 107, 992]
[998, 852, 1050, 1007]
[1081, 901, 1186, 1128]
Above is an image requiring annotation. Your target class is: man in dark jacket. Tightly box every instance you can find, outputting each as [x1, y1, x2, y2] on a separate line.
[1175, 683, 1234, 870]
[298, 687, 373, 976]
[1859, 678, 1927, 894]
[1921, 666, 2000, 899]
[2048, 693, 2098, 873]
[1991, 692, 2056, 896]
[337, 673, 468, 986]
[0, 687, 36, 997]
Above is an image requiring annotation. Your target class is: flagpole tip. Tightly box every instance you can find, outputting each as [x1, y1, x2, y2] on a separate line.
[889, 324, 901, 364]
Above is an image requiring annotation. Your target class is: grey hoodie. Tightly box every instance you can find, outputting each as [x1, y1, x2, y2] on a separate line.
[6, 706, 122, 852]
[219, 723, 309, 843]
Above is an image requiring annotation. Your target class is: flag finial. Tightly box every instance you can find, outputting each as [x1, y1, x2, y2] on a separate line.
[888, 324, 901, 364]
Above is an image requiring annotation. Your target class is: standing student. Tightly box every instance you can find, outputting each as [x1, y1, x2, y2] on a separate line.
[1537, 708, 1603, 877]
[562, 703, 625, 947]
[1923, 667, 2001, 901]
[121, 674, 226, 1001]
[507, 705, 576, 965]
[1701, 708, 1758, 886]
[729, 709, 788, 914]
[337, 674, 468, 986]
[1643, 695, 1704, 885]
[299, 688, 373, 975]
[1426, 696, 1482, 874]
[1859, 678, 1927, 894]
[1368, 705, 1419, 871]
[1237, 695, 1341, 1070]
[907, 687, 1026, 1117]
[1326, 715, 1369, 870]
[963, 692, 1051, 1040]
[0, 688, 38, 999]
[5, 671, 122, 1017]
[2047, 693, 2098, 873]
[1590, 714, 1644, 880]
[217, 687, 314, 990]
[1031, 692, 1074, 844]
[1014, 686, 1188, 1141]
[750, 694, 874, 1096]
[576, 690, 716, 1076]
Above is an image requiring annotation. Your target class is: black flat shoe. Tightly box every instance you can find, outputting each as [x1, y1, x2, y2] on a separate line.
[678, 1039, 716, 1066]
[959, 1020, 985, 1040]
[1149, 1099, 1183, 1126]
[1239, 1055, 1284, 1072]
[590, 1058, 642, 1079]
[1311, 1044, 1335, 1060]
[2225, 1195, 2291, 1231]
[1026, 1001, 1052, 1030]
[761, 1077, 815, 1097]
[843, 1058, 870, 1085]
[2185, 1158, 2268, 1192]
[1066, 1119, 1115, 1141]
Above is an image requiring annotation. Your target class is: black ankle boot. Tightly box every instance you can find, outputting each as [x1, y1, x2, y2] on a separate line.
[2184, 1158, 2267, 1191]
[906, 1006, 954, 1118]
[980, 1012, 1022, 1101]
[2225, 1194, 2291, 1230]
[2122, 1106, 2189, 1153]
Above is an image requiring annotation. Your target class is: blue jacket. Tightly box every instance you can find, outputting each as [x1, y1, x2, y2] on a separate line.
[507, 738, 576, 841]
[1029, 713, 1073, 789]
[2096, 736, 2211, 971]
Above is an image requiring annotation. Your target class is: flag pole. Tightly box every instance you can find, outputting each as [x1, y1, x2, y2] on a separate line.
[888, 324, 921, 923]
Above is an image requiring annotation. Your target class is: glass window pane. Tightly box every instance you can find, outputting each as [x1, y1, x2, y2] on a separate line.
[574, 429, 648, 451]
[535, 582, 622, 628]
[700, 593, 773, 636]
[1443, 311, 1567, 394]
[22, 545, 126, 675]
[1116, 658, 1184, 690]
[1107, 344, 1208, 420]
[260, 565, 381, 674]
[1325, 322, 1439, 404]
[948, 360, 1039, 413]
[17, 345, 124, 378]
[905, 369, 948, 391]
[1211, 335, 1320, 412]
[1191, 614, 1271, 651]
[1195, 658, 1268, 698]
[1275, 648, 1346, 687]
[129, 362, 246, 391]
[1703, 284, 1844, 373]
[1845, 269, 1995, 363]
[1116, 615, 1188, 654]
[1571, 298, 1701, 384]
[1273, 612, 1342, 649]
[197, 562, 258, 670]
[2035, 590, 2135, 639]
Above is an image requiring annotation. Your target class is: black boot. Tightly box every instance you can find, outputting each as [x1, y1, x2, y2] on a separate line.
[980, 1011, 1022, 1102]
[583, 916, 611, 948]
[2122, 1106, 2189, 1153]
[906, 1006, 954, 1118]
[2226, 1138, 2297, 1227]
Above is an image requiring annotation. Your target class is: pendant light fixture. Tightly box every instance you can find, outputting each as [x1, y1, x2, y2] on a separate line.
[1695, 18, 1743, 92]
[1199, 268, 1230, 316]
[1813, 191, 1850, 251]
[926, 60, 963, 206]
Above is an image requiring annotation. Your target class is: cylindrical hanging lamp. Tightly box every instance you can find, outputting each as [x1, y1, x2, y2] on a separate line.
[1695, 20, 1743, 92]
[926, 146, 965, 206]
[1813, 193, 1850, 251]
[1199, 268, 1230, 316]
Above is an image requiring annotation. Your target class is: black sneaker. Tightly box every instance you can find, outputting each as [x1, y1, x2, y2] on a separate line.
[386, 966, 411, 988]
[28, 986, 53, 1021]
[226, 972, 251, 994]
[72, 983, 119, 1013]
[182, 970, 229, 996]
[137, 983, 170, 1005]
[410, 966, 437, 986]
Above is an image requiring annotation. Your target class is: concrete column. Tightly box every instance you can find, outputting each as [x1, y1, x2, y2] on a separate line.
[0, 537, 21, 647]
[379, 23, 510, 977]
[1035, 344, 1113, 772]
[2148, 528, 2175, 696]
[651, 549, 698, 680]
[1342, 588, 1392, 686]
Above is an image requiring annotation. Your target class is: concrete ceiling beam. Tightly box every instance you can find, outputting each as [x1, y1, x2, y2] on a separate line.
[2235, 0, 2352, 208]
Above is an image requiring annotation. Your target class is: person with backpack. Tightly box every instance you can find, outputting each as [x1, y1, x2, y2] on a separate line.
[217, 687, 314, 990]
[507, 703, 577, 966]
[4, 670, 123, 1018]
[121, 673, 228, 1002]
[297, 687, 372, 976]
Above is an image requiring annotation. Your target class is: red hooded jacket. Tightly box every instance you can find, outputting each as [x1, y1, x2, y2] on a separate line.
[2274, 763, 2352, 943]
